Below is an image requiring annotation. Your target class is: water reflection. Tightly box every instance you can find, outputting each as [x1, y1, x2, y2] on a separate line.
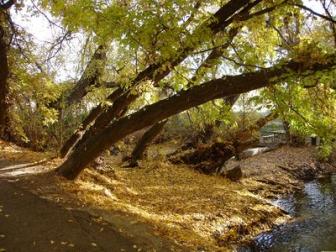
[243, 173, 336, 252]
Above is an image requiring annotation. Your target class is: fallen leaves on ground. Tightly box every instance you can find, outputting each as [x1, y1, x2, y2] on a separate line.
[2, 141, 334, 251]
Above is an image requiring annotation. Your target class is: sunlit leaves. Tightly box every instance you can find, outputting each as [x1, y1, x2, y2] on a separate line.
[258, 78, 336, 157]
[8, 0, 336, 153]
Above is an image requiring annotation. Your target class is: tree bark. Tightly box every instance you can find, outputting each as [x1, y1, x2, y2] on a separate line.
[59, 105, 103, 158]
[0, 24, 11, 140]
[48, 44, 109, 111]
[68, 88, 135, 153]
[127, 120, 168, 167]
[56, 57, 336, 179]
[59, 87, 123, 157]
[125, 35, 241, 166]
[65, 44, 108, 106]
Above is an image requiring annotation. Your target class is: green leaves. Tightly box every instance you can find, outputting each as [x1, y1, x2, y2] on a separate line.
[258, 75, 336, 158]
[8, 0, 336, 154]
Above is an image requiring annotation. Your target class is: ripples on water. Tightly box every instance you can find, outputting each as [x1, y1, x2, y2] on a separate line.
[240, 174, 336, 252]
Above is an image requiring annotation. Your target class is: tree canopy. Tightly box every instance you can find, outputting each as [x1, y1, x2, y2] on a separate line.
[1, 0, 336, 178]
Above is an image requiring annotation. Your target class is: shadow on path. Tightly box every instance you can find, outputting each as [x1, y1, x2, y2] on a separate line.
[0, 180, 140, 252]
[0, 158, 179, 252]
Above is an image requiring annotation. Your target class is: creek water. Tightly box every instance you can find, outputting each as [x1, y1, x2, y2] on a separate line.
[240, 173, 336, 252]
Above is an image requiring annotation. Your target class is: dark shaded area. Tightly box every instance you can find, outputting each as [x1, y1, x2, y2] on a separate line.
[0, 180, 140, 252]
[127, 120, 168, 167]
[170, 142, 235, 174]
[0, 0, 15, 10]
[0, 23, 11, 140]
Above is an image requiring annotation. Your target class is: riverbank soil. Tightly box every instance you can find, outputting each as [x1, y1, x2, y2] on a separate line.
[0, 140, 335, 251]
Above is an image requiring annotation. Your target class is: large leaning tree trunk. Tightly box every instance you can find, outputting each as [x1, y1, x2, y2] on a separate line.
[58, 43, 110, 156]
[127, 120, 168, 167]
[56, 56, 336, 179]
[62, 88, 134, 155]
[49, 43, 108, 110]
[65, 44, 108, 106]
[125, 28, 240, 167]
[0, 21, 11, 140]
[62, 0, 263, 159]
[127, 96, 239, 168]
[60, 88, 123, 157]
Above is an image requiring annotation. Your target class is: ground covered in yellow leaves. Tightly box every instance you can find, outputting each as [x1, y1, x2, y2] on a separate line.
[1, 140, 335, 251]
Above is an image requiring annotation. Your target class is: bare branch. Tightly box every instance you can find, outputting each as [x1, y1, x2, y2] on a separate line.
[30, 0, 65, 31]
[294, 3, 336, 24]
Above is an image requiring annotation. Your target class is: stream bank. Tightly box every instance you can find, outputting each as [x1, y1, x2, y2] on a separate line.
[240, 173, 336, 251]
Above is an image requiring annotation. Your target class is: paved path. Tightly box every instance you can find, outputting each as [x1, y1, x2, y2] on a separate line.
[0, 179, 139, 252]
[0, 157, 179, 252]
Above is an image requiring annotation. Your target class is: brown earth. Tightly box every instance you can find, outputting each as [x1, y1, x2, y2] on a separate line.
[0, 140, 335, 251]
[0, 141, 182, 252]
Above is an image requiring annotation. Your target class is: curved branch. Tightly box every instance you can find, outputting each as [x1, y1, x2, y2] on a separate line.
[294, 3, 336, 24]
[57, 55, 336, 179]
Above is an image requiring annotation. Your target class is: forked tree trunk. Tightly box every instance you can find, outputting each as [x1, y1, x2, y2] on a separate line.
[125, 37, 240, 167]
[60, 105, 103, 158]
[0, 24, 11, 140]
[56, 43, 108, 155]
[68, 89, 135, 153]
[49, 44, 109, 111]
[68, 28, 240, 160]
[58, 43, 112, 157]
[56, 58, 336, 179]
[60, 87, 123, 157]
[127, 120, 167, 167]
[63, 0, 258, 159]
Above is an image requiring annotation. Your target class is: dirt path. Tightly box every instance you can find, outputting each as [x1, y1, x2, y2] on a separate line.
[0, 179, 142, 252]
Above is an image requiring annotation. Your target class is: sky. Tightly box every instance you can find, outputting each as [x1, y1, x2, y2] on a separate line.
[11, 2, 84, 81]
[10, 0, 330, 82]
[12, 1, 326, 41]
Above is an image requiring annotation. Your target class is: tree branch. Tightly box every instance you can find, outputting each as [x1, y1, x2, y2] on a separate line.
[294, 3, 336, 24]
[57, 55, 336, 179]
